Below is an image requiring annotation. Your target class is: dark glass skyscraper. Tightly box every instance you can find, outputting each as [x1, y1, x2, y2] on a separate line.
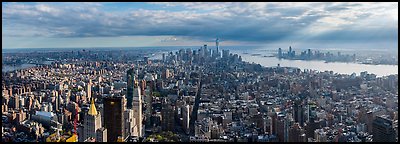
[278, 48, 282, 58]
[126, 68, 135, 109]
[103, 96, 125, 142]
[293, 99, 304, 127]
[372, 115, 396, 142]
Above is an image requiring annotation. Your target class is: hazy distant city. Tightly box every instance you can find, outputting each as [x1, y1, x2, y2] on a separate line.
[2, 2, 398, 142]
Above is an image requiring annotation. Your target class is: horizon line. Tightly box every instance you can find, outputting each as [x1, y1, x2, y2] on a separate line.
[1, 45, 266, 50]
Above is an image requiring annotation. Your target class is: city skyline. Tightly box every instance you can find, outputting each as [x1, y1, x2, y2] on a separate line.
[1, 2, 398, 142]
[2, 2, 398, 49]
[2, 44, 397, 142]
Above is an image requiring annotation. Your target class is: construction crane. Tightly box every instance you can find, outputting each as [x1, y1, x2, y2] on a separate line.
[73, 104, 79, 141]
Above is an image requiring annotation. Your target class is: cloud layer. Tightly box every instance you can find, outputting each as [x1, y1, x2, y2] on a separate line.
[2, 2, 398, 48]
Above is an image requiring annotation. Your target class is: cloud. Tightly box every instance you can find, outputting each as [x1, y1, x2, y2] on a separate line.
[2, 2, 398, 48]
[160, 36, 180, 42]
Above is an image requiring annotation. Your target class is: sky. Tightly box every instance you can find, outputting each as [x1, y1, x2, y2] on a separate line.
[2, 2, 398, 49]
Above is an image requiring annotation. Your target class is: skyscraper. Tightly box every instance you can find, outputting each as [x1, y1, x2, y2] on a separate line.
[86, 79, 92, 101]
[278, 48, 282, 58]
[103, 96, 125, 142]
[96, 128, 107, 142]
[162, 69, 170, 79]
[161, 98, 175, 132]
[54, 90, 60, 112]
[372, 115, 396, 142]
[82, 98, 103, 141]
[162, 53, 166, 63]
[293, 99, 305, 127]
[124, 109, 134, 138]
[182, 104, 190, 134]
[131, 77, 143, 138]
[222, 49, 230, 59]
[216, 38, 219, 52]
[126, 68, 135, 109]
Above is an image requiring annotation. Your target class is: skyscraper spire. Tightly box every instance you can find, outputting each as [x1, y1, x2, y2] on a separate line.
[88, 98, 98, 116]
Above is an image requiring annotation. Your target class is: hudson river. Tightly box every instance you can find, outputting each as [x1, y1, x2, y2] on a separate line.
[233, 51, 398, 77]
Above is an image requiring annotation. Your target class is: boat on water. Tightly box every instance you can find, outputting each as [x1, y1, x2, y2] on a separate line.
[263, 55, 274, 57]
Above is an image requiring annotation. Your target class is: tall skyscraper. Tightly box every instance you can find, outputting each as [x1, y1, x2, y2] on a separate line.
[126, 68, 135, 109]
[216, 38, 219, 52]
[53, 90, 59, 112]
[293, 99, 305, 127]
[86, 79, 92, 101]
[278, 48, 282, 58]
[161, 99, 175, 132]
[216, 38, 220, 58]
[103, 96, 125, 142]
[182, 104, 190, 134]
[124, 109, 134, 138]
[372, 115, 396, 142]
[144, 87, 152, 127]
[162, 53, 166, 63]
[305, 103, 319, 139]
[82, 98, 103, 141]
[162, 69, 170, 79]
[132, 77, 143, 138]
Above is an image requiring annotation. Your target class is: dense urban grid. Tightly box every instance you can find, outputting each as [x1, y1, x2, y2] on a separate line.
[2, 40, 398, 142]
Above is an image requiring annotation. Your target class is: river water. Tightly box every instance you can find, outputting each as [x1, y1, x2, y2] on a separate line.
[2, 61, 53, 73]
[230, 50, 398, 77]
